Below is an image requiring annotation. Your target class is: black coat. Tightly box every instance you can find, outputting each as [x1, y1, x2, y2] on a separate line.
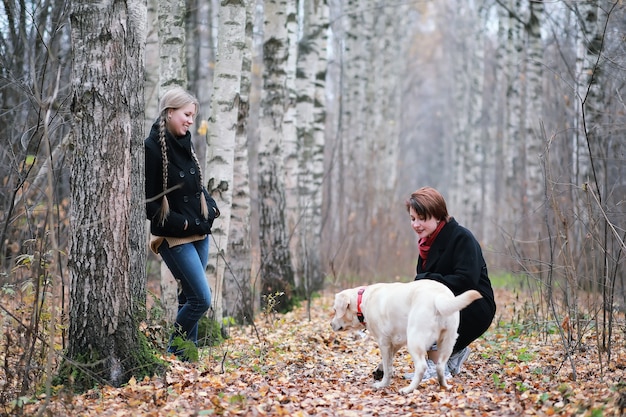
[414, 218, 496, 349]
[145, 122, 218, 238]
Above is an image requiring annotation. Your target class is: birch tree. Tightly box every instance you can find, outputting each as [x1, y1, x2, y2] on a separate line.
[573, 0, 603, 189]
[144, 0, 159, 133]
[294, 0, 329, 295]
[522, 0, 545, 242]
[258, 0, 296, 312]
[187, 0, 217, 169]
[204, 0, 248, 323]
[65, 0, 159, 389]
[569, 0, 620, 303]
[223, 0, 254, 323]
[283, 0, 300, 295]
[446, 1, 485, 234]
[325, 0, 373, 278]
[157, 0, 189, 323]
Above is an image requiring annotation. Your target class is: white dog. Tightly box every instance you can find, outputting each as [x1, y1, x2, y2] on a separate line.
[330, 279, 482, 394]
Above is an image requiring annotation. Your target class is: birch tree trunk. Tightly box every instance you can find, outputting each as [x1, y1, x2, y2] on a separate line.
[492, 2, 509, 260]
[571, 0, 611, 291]
[159, 0, 187, 89]
[283, 0, 301, 294]
[258, 0, 296, 312]
[144, 0, 159, 134]
[157, 0, 188, 323]
[502, 0, 524, 251]
[522, 0, 545, 252]
[326, 0, 373, 278]
[468, 4, 485, 236]
[447, 0, 485, 233]
[186, 0, 216, 170]
[573, 0, 600, 189]
[66, 0, 158, 389]
[294, 0, 328, 294]
[204, 0, 247, 324]
[223, 0, 254, 323]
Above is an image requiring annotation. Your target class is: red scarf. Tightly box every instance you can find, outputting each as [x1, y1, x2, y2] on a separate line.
[419, 220, 446, 267]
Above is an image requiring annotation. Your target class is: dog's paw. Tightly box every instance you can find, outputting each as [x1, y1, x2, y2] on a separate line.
[399, 386, 415, 395]
[372, 368, 384, 381]
[372, 380, 389, 390]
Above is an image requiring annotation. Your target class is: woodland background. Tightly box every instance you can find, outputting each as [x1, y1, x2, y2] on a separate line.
[0, 0, 625, 415]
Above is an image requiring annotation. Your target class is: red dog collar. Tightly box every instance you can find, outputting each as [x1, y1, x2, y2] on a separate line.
[357, 287, 366, 325]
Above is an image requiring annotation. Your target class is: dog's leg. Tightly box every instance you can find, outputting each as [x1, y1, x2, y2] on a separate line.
[372, 342, 394, 389]
[400, 341, 427, 394]
[372, 342, 402, 381]
[435, 331, 456, 389]
[372, 361, 384, 381]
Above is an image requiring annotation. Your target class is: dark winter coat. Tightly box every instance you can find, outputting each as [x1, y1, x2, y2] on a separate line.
[414, 217, 496, 350]
[145, 121, 218, 238]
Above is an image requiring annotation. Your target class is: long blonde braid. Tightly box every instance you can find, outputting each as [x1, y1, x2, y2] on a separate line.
[157, 113, 170, 226]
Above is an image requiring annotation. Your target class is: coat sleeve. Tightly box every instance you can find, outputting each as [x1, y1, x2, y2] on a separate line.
[203, 188, 220, 220]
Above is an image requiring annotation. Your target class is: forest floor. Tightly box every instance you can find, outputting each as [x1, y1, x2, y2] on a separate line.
[22, 287, 626, 416]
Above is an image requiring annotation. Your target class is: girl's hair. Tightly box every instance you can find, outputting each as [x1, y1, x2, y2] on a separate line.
[156, 87, 208, 226]
[405, 186, 449, 221]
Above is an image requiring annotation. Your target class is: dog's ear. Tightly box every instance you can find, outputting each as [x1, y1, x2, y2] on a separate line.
[334, 292, 350, 317]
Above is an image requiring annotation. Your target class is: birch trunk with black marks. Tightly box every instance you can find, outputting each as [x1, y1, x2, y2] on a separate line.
[258, 0, 296, 313]
[204, 0, 247, 324]
[294, 0, 328, 295]
[157, 0, 188, 323]
[223, 0, 254, 324]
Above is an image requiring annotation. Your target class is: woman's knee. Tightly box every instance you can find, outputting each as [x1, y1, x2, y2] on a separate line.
[199, 295, 212, 311]
[193, 288, 212, 311]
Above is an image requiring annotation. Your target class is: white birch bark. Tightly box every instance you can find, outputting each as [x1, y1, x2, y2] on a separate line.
[570, 1, 611, 292]
[223, 0, 254, 323]
[258, 0, 296, 312]
[447, 0, 470, 223]
[204, 0, 247, 324]
[367, 0, 404, 219]
[503, 0, 524, 236]
[486, 2, 509, 248]
[187, 0, 216, 170]
[460, 0, 485, 236]
[326, 0, 372, 277]
[573, 0, 606, 190]
[294, 0, 328, 293]
[325, 0, 346, 273]
[523, 0, 545, 243]
[158, 0, 187, 89]
[283, 0, 300, 291]
[144, 0, 159, 134]
[157, 0, 188, 323]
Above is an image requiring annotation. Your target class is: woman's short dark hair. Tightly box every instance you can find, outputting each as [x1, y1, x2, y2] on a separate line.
[405, 186, 449, 221]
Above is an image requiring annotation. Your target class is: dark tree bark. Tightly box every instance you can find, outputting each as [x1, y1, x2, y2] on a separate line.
[64, 0, 159, 390]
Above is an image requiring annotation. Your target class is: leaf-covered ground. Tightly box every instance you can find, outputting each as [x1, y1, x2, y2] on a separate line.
[24, 288, 626, 416]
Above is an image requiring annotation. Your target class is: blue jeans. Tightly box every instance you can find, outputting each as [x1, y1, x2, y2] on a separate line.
[159, 236, 211, 353]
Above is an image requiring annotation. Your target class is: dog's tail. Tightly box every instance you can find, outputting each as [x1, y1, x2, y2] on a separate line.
[435, 290, 482, 317]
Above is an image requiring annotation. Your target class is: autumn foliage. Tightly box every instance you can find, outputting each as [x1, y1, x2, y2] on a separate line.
[0, 287, 619, 416]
